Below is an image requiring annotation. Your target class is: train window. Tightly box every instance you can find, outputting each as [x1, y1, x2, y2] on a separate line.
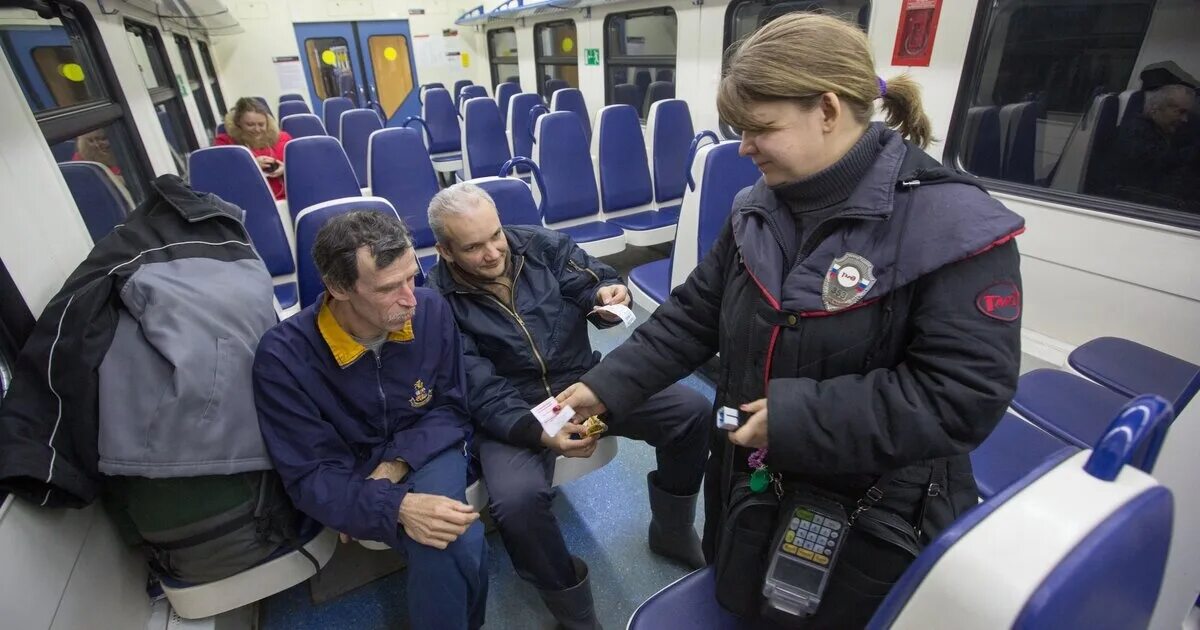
[125, 20, 197, 174]
[197, 41, 226, 116]
[174, 34, 216, 139]
[949, 0, 1199, 227]
[0, 1, 152, 236]
[534, 20, 577, 98]
[487, 27, 518, 90]
[604, 8, 677, 119]
[304, 37, 357, 104]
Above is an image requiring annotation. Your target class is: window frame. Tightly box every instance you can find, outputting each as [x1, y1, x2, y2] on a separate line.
[173, 33, 216, 137]
[603, 7, 677, 113]
[124, 18, 198, 152]
[943, 0, 1200, 231]
[197, 40, 226, 116]
[533, 18, 577, 98]
[486, 26, 518, 90]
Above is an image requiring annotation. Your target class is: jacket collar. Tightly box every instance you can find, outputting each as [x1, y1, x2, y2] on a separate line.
[317, 295, 414, 368]
[151, 174, 245, 224]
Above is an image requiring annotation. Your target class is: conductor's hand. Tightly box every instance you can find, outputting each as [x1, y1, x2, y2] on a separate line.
[555, 382, 607, 421]
[728, 398, 768, 450]
[540, 422, 598, 458]
[398, 493, 479, 549]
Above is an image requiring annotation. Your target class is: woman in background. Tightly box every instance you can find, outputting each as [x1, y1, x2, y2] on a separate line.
[215, 97, 291, 200]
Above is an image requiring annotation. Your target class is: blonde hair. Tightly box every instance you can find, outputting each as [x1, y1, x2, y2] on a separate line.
[718, 12, 933, 148]
[224, 97, 280, 149]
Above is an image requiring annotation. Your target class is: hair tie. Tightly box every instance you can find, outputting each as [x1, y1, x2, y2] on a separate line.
[878, 77, 888, 98]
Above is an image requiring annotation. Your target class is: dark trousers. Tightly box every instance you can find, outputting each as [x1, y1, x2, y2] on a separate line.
[401, 447, 489, 629]
[478, 382, 711, 590]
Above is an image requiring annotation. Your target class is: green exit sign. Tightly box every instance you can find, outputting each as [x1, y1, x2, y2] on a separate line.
[585, 48, 600, 66]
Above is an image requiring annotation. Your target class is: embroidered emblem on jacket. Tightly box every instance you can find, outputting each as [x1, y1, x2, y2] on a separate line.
[976, 281, 1021, 321]
[822, 252, 877, 311]
[410, 380, 433, 408]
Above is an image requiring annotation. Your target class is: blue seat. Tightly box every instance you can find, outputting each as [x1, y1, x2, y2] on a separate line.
[613, 83, 641, 111]
[59, 161, 131, 242]
[646, 99, 694, 212]
[504, 75, 519, 85]
[294, 196, 418, 307]
[472, 176, 542, 226]
[627, 568, 748, 630]
[368, 127, 440, 264]
[551, 88, 590, 143]
[279, 93, 305, 103]
[963, 106, 1001, 178]
[533, 111, 625, 257]
[283, 136, 362, 219]
[1011, 369, 1132, 448]
[593, 104, 675, 247]
[495, 82, 520, 127]
[50, 138, 76, 162]
[277, 100, 310, 120]
[506, 93, 542, 167]
[217, 122, 226, 136]
[321, 96, 354, 141]
[460, 98, 512, 180]
[643, 81, 674, 117]
[1000, 101, 1037, 184]
[544, 78, 568, 98]
[421, 87, 463, 174]
[280, 113, 326, 139]
[339, 109, 384, 187]
[656, 68, 673, 82]
[970, 412, 1076, 499]
[458, 84, 489, 114]
[628, 259, 670, 306]
[634, 70, 652, 107]
[419, 82, 445, 102]
[1069, 337, 1200, 411]
[1050, 93, 1119, 194]
[252, 96, 272, 117]
[188, 145, 299, 314]
[452, 79, 474, 110]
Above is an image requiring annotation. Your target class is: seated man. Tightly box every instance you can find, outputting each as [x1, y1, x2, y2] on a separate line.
[253, 211, 487, 629]
[426, 183, 711, 629]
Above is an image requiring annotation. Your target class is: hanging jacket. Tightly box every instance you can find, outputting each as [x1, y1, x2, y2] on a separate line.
[0, 175, 277, 508]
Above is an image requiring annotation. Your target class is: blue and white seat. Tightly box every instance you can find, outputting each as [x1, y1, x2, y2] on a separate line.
[472, 175, 542, 226]
[613, 83, 641, 111]
[277, 99, 310, 120]
[419, 82, 445, 103]
[962, 106, 1001, 178]
[551, 88, 590, 143]
[495, 81, 521, 127]
[643, 81, 674, 117]
[283, 135, 362, 220]
[1050, 93, 1118, 194]
[460, 97, 513, 180]
[532, 111, 625, 257]
[58, 161, 132, 243]
[1010, 369, 1133, 449]
[368, 127, 441, 272]
[339, 108, 384, 188]
[458, 84, 489, 115]
[645, 99, 694, 219]
[591, 104, 676, 247]
[970, 412, 1078, 499]
[452, 79, 474, 110]
[279, 92, 305, 103]
[999, 101, 1037, 184]
[189, 145, 300, 316]
[506, 92, 542, 164]
[320, 96, 354, 142]
[280, 113, 326, 139]
[544, 78, 569, 98]
[420, 87, 463, 174]
[1069, 337, 1200, 413]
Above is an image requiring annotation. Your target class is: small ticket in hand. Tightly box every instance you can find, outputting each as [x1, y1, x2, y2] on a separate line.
[583, 415, 608, 437]
[716, 406, 740, 431]
[532, 397, 575, 437]
[592, 303, 636, 327]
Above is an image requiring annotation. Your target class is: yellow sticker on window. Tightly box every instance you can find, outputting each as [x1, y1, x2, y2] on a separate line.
[384, 46, 398, 61]
[562, 37, 574, 53]
[321, 50, 336, 66]
[60, 63, 85, 82]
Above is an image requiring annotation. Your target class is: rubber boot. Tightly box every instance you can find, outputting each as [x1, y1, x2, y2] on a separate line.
[537, 556, 602, 630]
[647, 471, 706, 570]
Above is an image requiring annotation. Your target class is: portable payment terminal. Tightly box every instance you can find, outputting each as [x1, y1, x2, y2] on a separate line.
[761, 491, 848, 619]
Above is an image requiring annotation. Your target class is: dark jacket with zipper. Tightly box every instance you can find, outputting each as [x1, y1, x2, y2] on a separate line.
[581, 130, 1026, 555]
[427, 226, 622, 448]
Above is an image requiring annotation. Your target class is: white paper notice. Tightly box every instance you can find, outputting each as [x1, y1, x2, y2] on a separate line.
[532, 397, 574, 438]
[593, 303, 636, 327]
[272, 56, 308, 96]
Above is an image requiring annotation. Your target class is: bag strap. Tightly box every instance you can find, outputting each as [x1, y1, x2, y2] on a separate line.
[252, 472, 322, 575]
[848, 459, 944, 529]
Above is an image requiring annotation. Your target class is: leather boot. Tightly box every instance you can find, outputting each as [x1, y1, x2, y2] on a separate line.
[647, 471, 706, 570]
[537, 556, 602, 630]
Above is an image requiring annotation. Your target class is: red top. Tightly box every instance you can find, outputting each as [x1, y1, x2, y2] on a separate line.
[214, 131, 293, 200]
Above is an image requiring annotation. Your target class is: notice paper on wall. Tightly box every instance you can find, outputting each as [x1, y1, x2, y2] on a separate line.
[272, 56, 308, 96]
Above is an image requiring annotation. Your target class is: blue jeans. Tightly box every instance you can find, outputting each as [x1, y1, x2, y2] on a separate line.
[400, 447, 488, 629]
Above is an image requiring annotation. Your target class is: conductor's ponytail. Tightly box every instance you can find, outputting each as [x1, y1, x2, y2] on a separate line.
[878, 74, 933, 149]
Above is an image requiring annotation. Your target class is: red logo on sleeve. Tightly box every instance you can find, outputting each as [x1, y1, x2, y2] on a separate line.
[976, 281, 1021, 321]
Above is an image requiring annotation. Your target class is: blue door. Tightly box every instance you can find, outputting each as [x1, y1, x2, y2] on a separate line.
[294, 21, 419, 127]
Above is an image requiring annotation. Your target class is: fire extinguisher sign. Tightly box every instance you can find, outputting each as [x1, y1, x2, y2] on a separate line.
[891, 0, 943, 67]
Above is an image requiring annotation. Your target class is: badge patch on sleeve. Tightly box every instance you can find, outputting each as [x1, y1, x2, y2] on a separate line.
[976, 281, 1021, 321]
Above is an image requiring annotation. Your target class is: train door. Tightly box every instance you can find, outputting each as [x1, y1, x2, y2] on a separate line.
[294, 21, 419, 127]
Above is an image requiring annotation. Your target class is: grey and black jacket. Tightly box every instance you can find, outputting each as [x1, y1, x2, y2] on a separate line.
[0, 175, 277, 508]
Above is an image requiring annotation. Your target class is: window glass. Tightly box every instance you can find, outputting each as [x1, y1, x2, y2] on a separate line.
[174, 35, 216, 137]
[605, 9, 677, 118]
[52, 119, 141, 229]
[488, 28, 518, 89]
[534, 20, 577, 97]
[366, 34, 414, 120]
[0, 16, 107, 113]
[198, 41, 226, 116]
[951, 0, 1199, 221]
[124, 22, 170, 90]
[305, 37, 357, 104]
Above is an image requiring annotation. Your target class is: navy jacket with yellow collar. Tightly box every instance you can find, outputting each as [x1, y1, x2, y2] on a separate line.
[252, 287, 471, 549]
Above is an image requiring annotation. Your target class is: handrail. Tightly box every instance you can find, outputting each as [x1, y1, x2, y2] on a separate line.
[527, 104, 550, 142]
[499, 157, 546, 217]
[1083, 394, 1175, 480]
[685, 131, 720, 191]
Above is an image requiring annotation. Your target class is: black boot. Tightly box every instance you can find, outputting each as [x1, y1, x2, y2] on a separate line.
[647, 471, 706, 570]
[537, 557, 602, 630]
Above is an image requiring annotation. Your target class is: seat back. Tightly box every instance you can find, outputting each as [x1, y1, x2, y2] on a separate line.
[420, 88, 462, 155]
[1051, 93, 1119, 194]
[593, 104, 653, 216]
[279, 93, 305, 103]
[671, 140, 760, 289]
[1119, 89, 1145, 127]
[643, 80, 674, 116]
[507, 93, 542, 161]
[283, 136, 362, 219]
[368, 128, 440, 249]
[472, 176, 542, 226]
[544, 78, 568, 98]
[533, 111, 600, 226]
[459, 84, 489, 113]
[452, 79, 474, 110]
[58, 161, 131, 242]
[280, 113, 326, 139]
[295, 196, 406, 307]
[963, 106, 1001, 177]
[189, 145, 295, 278]
[1000, 101, 1037, 183]
[419, 82, 445, 102]
[634, 70, 652, 105]
[495, 81, 520, 125]
[321, 97, 354, 141]
[252, 96, 272, 117]
[461, 97, 512, 179]
[277, 100, 310, 119]
[656, 68, 674, 82]
[613, 83, 641, 110]
[646, 99, 694, 206]
[551, 88, 590, 142]
[339, 109, 384, 187]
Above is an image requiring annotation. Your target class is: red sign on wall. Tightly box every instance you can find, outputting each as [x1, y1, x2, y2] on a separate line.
[891, 0, 943, 67]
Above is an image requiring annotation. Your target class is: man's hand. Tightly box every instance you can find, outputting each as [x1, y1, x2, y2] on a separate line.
[369, 459, 410, 484]
[728, 398, 768, 450]
[540, 422, 598, 458]
[556, 382, 607, 422]
[592, 284, 631, 322]
[398, 493, 480, 549]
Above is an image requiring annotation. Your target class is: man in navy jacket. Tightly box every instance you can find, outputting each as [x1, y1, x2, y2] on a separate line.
[253, 211, 487, 630]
